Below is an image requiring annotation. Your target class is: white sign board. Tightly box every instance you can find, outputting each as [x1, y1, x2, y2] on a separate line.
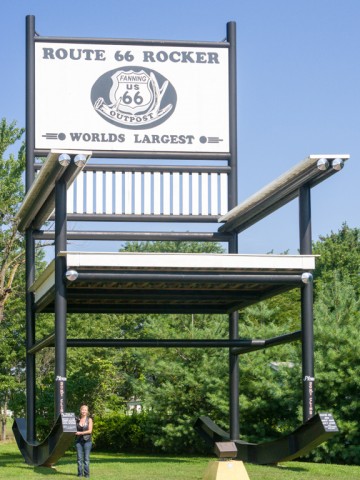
[34, 42, 229, 154]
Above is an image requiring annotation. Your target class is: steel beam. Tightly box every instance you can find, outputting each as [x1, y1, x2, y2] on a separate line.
[71, 272, 304, 284]
[299, 185, 315, 422]
[54, 178, 67, 418]
[25, 14, 36, 443]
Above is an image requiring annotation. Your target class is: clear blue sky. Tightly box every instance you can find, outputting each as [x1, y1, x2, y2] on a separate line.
[1, 0, 359, 254]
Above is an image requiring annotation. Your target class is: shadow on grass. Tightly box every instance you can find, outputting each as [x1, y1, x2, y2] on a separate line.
[31, 467, 74, 476]
[271, 464, 309, 473]
[0, 451, 23, 466]
[0, 449, 191, 477]
[0, 450, 74, 475]
[90, 454, 191, 465]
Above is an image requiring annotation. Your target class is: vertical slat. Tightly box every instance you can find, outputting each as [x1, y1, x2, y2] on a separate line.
[220, 173, 228, 215]
[96, 171, 103, 214]
[201, 173, 209, 215]
[114, 171, 122, 214]
[163, 172, 171, 215]
[144, 172, 151, 215]
[67, 183, 74, 214]
[172, 172, 180, 215]
[134, 172, 142, 214]
[86, 171, 93, 213]
[191, 172, 199, 215]
[154, 172, 161, 214]
[210, 173, 218, 215]
[125, 171, 132, 214]
[182, 172, 190, 215]
[76, 171, 84, 214]
[105, 171, 113, 214]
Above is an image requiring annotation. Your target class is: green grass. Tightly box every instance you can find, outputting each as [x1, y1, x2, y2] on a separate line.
[0, 441, 359, 479]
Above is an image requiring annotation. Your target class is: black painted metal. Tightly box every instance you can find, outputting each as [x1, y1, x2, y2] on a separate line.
[194, 414, 339, 465]
[57, 214, 221, 223]
[227, 21, 240, 442]
[28, 333, 55, 355]
[72, 272, 303, 284]
[229, 310, 240, 440]
[25, 15, 36, 443]
[231, 330, 301, 355]
[299, 185, 315, 422]
[301, 282, 315, 422]
[25, 231, 36, 443]
[25, 15, 35, 190]
[299, 186, 312, 255]
[33, 230, 233, 242]
[67, 339, 272, 348]
[35, 149, 231, 160]
[38, 295, 293, 315]
[13, 414, 77, 467]
[227, 21, 238, 211]
[35, 35, 230, 48]
[81, 164, 231, 173]
[29, 331, 301, 353]
[54, 178, 68, 418]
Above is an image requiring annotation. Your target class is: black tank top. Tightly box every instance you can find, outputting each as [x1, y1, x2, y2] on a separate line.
[76, 416, 91, 442]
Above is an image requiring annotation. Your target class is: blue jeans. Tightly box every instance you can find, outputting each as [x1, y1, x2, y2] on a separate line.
[76, 440, 92, 477]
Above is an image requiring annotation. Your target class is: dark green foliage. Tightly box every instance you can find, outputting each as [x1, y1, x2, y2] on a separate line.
[121, 240, 224, 254]
[0, 119, 26, 440]
[93, 412, 154, 452]
[309, 275, 360, 464]
[313, 223, 360, 295]
[134, 313, 229, 453]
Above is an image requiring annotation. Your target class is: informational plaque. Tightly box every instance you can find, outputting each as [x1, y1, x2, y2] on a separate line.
[319, 413, 339, 433]
[61, 412, 77, 432]
[34, 42, 229, 154]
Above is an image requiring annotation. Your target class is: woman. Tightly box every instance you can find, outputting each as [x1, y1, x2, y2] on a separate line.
[75, 405, 93, 478]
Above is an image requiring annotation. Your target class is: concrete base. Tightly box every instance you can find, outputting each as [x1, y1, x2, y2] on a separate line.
[202, 460, 250, 480]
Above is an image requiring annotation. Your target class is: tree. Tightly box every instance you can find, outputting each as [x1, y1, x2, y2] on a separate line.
[313, 223, 360, 295]
[309, 225, 360, 464]
[135, 312, 229, 453]
[121, 239, 224, 254]
[0, 280, 27, 440]
[118, 241, 229, 452]
[236, 303, 302, 442]
[0, 118, 25, 440]
[0, 119, 25, 324]
[33, 312, 147, 437]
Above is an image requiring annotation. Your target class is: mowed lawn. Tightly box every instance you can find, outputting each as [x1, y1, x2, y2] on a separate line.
[1, 441, 360, 479]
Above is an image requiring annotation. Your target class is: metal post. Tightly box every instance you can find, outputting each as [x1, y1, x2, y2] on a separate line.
[227, 21, 239, 440]
[299, 185, 315, 422]
[229, 310, 239, 439]
[25, 15, 36, 442]
[229, 231, 239, 440]
[25, 232, 36, 442]
[26, 15, 35, 189]
[299, 186, 312, 255]
[54, 177, 68, 418]
[227, 21, 238, 211]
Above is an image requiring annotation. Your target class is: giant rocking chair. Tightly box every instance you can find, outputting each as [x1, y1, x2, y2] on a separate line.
[13, 16, 347, 466]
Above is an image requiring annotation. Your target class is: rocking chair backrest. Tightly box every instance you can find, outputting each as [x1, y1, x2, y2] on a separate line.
[66, 164, 229, 220]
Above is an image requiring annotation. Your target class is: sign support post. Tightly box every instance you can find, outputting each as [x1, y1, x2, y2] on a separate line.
[25, 14, 36, 443]
[299, 184, 315, 421]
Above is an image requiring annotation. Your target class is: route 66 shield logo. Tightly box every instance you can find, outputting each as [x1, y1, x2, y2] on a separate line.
[109, 70, 153, 115]
[91, 66, 177, 129]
